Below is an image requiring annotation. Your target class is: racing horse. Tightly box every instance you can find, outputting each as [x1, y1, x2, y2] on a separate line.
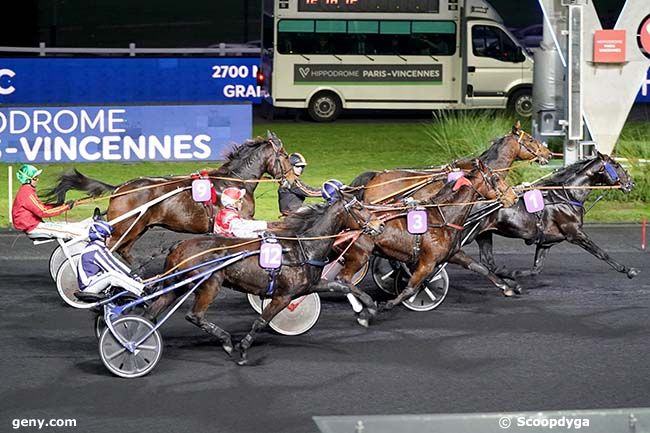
[147, 191, 385, 365]
[349, 121, 552, 205]
[340, 160, 519, 318]
[340, 122, 551, 295]
[474, 152, 640, 279]
[44, 132, 293, 263]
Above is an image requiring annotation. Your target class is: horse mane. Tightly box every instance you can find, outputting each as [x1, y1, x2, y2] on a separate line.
[224, 136, 268, 161]
[272, 203, 331, 236]
[478, 134, 509, 161]
[539, 157, 597, 186]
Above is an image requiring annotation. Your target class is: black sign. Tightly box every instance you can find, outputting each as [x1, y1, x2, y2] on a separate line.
[298, 0, 439, 13]
[294, 64, 442, 83]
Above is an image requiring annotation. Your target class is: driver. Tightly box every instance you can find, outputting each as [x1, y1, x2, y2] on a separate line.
[278, 153, 321, 216]
[76, 220, 144, 299]
[11, 164, 85, 239]
[214, 187, 268, 238]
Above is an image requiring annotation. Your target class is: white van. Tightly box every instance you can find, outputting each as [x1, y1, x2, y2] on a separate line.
[260, 0, 534, 121]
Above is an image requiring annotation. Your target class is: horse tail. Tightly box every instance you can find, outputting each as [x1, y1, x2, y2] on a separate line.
[348, 171, 378, 200]
[43, 169, 117, 204]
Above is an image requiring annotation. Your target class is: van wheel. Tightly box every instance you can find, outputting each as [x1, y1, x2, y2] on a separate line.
[508, 89, 533, 118]
[308, 92, 341, 122]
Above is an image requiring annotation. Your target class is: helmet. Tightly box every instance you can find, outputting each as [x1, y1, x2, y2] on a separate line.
[221, 187, 246, 207]
[321, 179, 344, 204]
[16, 164, 42, 185]
[88, 220, 113, 242]
[289, 153, 307, 167]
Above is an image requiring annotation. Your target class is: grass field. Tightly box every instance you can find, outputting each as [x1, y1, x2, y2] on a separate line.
[1, 113, 648, 227]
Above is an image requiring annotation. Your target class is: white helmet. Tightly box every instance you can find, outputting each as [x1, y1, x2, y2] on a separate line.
[221, 187, 246, 207]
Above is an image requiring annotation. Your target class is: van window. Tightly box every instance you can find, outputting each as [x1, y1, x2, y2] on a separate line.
[472, 25, 521, 62]
[277, 19, 456, 56]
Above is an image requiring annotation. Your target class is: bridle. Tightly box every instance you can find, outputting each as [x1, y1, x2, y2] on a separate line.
[267, 138, 291, 183]
[473, 163, 514, 205]
[342, 196, 380, 235]
[516, 130, 547, 162]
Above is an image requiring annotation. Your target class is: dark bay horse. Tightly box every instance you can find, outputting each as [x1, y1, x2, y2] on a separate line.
[45, 133, 293, 263]
[350, 122, 552, 205]
[474, 152, 639, 280]
[147, 192, 384, 364]
[339, 160, 518, 317]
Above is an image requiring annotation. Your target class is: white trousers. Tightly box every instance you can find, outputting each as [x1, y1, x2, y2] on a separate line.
[27, 220, 90, 240]
[82, 270, 144, 296]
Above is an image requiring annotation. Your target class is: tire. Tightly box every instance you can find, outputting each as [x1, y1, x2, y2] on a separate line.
[371, 256, 401, 294]
[262, 293, 321, 336]
[49, 243, 85, 280]
[99, 315, 162, 379]
[307, 91, 342, 122]
[55, 255, 97, 309]
[393, 267, 450, 312]
[508, 89, 533, 118]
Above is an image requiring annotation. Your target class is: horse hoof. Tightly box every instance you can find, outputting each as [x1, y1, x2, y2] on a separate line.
[502, 288, 515, 297]
[236, 358, 248, 366]
[627, 268, 640, 279]
[222, 342, 234, 356]
[513, 285, 523, 295]
[356, 317, 369, 328]
[367, 307, 378, 318]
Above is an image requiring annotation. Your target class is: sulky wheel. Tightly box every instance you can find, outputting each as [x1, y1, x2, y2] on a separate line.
[55, 255, 97, 309]
[247, 293, 264, 314]
[49, 243, 85, 280]
[99, 315, 163, 379]
[94, 314, 106, 340]
[262, 293, 321, 336]
[371, 256, 402, 294]
[393, 267, 449, 312]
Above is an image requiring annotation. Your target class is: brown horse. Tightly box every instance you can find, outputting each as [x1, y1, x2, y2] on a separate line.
[350, 121, 551, 205]
[338, 160, 518, 317]
[342, 123, 551, 295]
[147, 192, 385, 364]
[45, 133, 293, 263]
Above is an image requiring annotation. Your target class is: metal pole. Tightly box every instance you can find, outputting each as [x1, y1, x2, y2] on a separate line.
[8, 166, 13, 226]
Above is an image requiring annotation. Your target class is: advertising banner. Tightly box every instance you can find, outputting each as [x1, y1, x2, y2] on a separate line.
[293, 64, 443, 84]
[0, 58, 261, 104]
[0, 104, 251, 163]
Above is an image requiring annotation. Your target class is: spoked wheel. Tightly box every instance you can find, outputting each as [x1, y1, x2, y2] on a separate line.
[94, 314, 106, 340]
[371, 256, 402, 294]
[262, 293, 321, 336]
[247, 293, 264, 314]
[393, 267, 449, 312]
[49, 243, 85, 280]
[55, 255, 96, 309]
[99, 315, 163, 379]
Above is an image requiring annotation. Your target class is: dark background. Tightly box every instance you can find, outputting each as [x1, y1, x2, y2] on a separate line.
[0, 0, 627, 48]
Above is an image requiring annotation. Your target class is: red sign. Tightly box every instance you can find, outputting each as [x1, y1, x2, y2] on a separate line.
[640, 17, 650, 57]
[594, 29, 626, 63]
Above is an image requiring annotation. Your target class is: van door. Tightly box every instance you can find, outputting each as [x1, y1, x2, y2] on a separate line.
[466, 22, 526, 108]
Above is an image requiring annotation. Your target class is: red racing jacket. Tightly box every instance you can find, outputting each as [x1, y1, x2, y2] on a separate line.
[213, 207, 241, 237]
[12, 184, 71, 232]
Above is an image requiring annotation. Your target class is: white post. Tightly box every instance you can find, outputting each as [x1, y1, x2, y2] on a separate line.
[8, 166, 13, 226]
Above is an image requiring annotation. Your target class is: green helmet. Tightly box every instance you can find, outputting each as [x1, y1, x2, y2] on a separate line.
[16, 164, 43, 185]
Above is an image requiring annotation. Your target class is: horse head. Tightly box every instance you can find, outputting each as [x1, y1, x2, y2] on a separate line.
[472, 159, 518, 207]
[263, 131, 293, 181]
[510, 121, 553, 165]
[336, 191, 384, 236]
[596, 152, 635, 193]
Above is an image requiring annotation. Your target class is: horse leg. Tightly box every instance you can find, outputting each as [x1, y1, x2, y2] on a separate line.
[448, 250, 519, 296]
[185, 278, 234, 356]
[381, 257, 435, 311]
[477, 232, 498, 271]
[311, 279, 378, 327]
[108, 218, 149, 265]
[145, 291, 179, 322]
[235, 295, 292, 366]
[510, 244, 551, 278]
[565, 229, 640, 278]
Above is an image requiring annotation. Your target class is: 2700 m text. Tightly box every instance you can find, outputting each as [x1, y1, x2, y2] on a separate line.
[211, 65, 259, 79]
